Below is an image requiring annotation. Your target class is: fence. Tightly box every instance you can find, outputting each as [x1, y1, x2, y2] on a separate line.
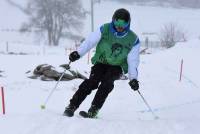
[0, 41, 67, 55]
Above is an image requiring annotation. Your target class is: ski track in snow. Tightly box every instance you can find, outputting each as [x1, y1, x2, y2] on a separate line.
[164, 66, 199, 89]
[2, 111, 200, 134]
[138, 97, 200, 113]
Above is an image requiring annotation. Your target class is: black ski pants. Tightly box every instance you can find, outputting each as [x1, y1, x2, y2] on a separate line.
[69, 63, 122, 109]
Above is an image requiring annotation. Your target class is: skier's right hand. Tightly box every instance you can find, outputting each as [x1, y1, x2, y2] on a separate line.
[69, 51, 80, 62]
[129, 79, 139, 91]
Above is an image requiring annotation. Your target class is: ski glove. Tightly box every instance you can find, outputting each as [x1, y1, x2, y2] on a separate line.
[129, 79, 139, 91]
[69, 51, 80, 62]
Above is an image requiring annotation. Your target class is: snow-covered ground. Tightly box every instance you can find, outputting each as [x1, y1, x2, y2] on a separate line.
[0, 39, 200, 134]
[1, 0, 200, 134]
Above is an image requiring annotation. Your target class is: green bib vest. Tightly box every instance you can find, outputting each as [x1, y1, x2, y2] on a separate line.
[91, 23, 138, 73]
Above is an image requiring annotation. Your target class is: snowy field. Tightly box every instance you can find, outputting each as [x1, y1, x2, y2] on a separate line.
[1, 0, 200, 134]
[1, 0, 200, 44]
[1, 39, 200, 134]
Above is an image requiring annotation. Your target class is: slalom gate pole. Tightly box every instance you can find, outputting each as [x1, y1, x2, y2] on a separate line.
[1, 87, 5, 115]
[41, 61, 71, 109]
[137, 90, 159, 119]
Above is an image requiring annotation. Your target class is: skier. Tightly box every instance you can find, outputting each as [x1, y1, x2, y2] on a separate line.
[64, 8, 140, 118]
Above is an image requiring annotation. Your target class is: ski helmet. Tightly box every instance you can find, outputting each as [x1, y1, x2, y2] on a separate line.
[112, 8, 131, 23]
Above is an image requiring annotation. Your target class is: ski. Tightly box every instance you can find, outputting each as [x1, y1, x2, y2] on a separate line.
[79, 111, 99, 119]
[79, 111, 89, 118]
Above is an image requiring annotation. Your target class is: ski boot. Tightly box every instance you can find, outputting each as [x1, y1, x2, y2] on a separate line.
[79, 105, 99, 118]
[63, 104, 77, 117]
[87, 105, 99, 118]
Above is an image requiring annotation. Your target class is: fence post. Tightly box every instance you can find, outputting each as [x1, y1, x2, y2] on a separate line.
[179, 59, 183, 82]
[6, 42, 9, 53]
[70, 48, 72, 54]
[87, 51, 90, 64]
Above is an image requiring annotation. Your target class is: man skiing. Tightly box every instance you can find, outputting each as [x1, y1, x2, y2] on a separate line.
[64, 8, 140, 118]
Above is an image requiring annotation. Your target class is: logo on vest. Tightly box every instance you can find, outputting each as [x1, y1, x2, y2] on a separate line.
[111, 43, 123, 58]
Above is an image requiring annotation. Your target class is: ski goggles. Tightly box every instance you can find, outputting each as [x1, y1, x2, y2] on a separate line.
[114, 19, 129, 29]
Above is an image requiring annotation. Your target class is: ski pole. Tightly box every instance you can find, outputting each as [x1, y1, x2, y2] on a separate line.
[137, 90, 159, 119]
[41, 61, 71, 109]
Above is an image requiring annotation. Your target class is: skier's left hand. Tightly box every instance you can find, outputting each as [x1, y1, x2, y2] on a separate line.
[129, 79, 139, 91]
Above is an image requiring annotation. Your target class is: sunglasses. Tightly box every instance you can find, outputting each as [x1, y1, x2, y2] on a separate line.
[114, 19, 129, 29]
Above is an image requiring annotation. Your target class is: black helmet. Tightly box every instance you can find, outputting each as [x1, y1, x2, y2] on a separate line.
[112, 8, 131, 23]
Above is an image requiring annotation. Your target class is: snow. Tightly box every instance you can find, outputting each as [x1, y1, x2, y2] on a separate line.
[90, 1, 200, 41]
[1, 0, 200, 44]
[0, 39, 200, 134]
[1, 0, 200, 134]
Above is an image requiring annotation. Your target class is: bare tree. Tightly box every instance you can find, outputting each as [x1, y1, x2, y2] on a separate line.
[7, 0, 86, 46]
[159, 22, 187, 48]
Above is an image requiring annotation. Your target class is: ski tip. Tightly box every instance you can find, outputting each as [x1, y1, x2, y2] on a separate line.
[63, 112, 74, 117]
[79, 111, 99, 119]
[79, 111, 89, 118]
